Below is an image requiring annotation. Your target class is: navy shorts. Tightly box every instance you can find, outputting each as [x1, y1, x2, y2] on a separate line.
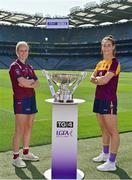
[93, 98, 117, 115]
[13, 96, 38, 114]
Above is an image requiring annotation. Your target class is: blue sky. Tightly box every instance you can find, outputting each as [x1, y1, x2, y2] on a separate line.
[0, 0, 100, 16]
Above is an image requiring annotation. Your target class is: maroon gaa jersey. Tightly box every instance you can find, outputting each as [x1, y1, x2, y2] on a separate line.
[9, 59, 38, 99]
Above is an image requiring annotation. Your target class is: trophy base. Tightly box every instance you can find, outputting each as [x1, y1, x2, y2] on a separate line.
[66, 99, 74, 103]
[58, 100, 73, 103]
[54, 99, 74, 103]
[44, 168, 85, 180]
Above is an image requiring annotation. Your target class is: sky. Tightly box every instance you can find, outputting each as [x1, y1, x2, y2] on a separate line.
[0, 0, 100, 17]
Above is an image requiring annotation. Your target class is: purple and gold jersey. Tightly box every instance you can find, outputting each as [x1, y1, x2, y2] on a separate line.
[9, 59, 38, 99]
[94, 58, 120, 101]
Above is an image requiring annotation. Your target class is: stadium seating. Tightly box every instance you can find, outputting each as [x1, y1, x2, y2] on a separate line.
[0, 22, 132, 71]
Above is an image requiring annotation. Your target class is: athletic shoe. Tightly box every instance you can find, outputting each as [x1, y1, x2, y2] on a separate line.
[93, 152, 109, 162]
[97, 160, 117, 171]
[12, 157, 26, 168]
[22, 152, 39, 161]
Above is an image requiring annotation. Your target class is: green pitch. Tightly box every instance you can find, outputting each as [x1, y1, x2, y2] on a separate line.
[0, 132, 132, 179]
[0, 70, 132, 152]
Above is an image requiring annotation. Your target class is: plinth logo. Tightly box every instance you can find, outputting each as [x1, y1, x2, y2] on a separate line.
[56, 129, 73, 137]
[57, 121, 73, 128]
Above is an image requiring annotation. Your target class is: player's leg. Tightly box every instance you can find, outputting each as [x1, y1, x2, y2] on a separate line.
[12, 114, 27, 167]
[22, 114, 39, 161]
[104, 114, 120, 154]
[93, 113, 110, 162]
[97, 114, 120, 171]
[97, 113, 110, 148]
[23, 114, 35, 149]
[22, 96, 39, 161]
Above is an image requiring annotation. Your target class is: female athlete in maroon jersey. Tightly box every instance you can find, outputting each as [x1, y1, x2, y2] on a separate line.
[9, 41, 40, 168]
[90, 35, 120, 171]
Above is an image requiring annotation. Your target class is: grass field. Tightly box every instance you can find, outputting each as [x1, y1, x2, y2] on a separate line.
[0, 70, 132, 152]
[0, 132, 132, 179]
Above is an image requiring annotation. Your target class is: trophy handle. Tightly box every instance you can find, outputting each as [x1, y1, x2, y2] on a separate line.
[42, 70, 56, 97]
[71, 72, 87, 95]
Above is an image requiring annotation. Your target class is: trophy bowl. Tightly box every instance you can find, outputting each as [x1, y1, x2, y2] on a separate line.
[43, 70, 87, 103]
[50, 73, 79, 87]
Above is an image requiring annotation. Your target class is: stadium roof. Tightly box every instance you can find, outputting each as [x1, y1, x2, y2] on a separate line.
[0, 0, 132, 27]
[70, 0, 132, 26]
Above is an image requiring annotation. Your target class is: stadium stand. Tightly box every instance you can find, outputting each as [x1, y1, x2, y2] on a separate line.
[0, 0, 132, 71]
[0, 23, 132, 71]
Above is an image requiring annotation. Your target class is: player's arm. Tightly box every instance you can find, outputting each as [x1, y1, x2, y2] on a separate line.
[17, 77, 35, 87]
[90, 62, 101, 85]
[90, 70, 98, 85]
[26, 66, 40, 88]
[96, 72, 114, 85]
[29, 79, 40, 88]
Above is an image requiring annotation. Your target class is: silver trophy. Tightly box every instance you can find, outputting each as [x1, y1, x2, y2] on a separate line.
[43, 70, 87, 103]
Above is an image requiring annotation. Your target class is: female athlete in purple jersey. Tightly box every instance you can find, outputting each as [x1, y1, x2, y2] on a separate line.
[90, 35, 120, 171]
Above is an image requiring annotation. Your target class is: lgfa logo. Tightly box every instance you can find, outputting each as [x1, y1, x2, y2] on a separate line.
[56, 129, 73, 137]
